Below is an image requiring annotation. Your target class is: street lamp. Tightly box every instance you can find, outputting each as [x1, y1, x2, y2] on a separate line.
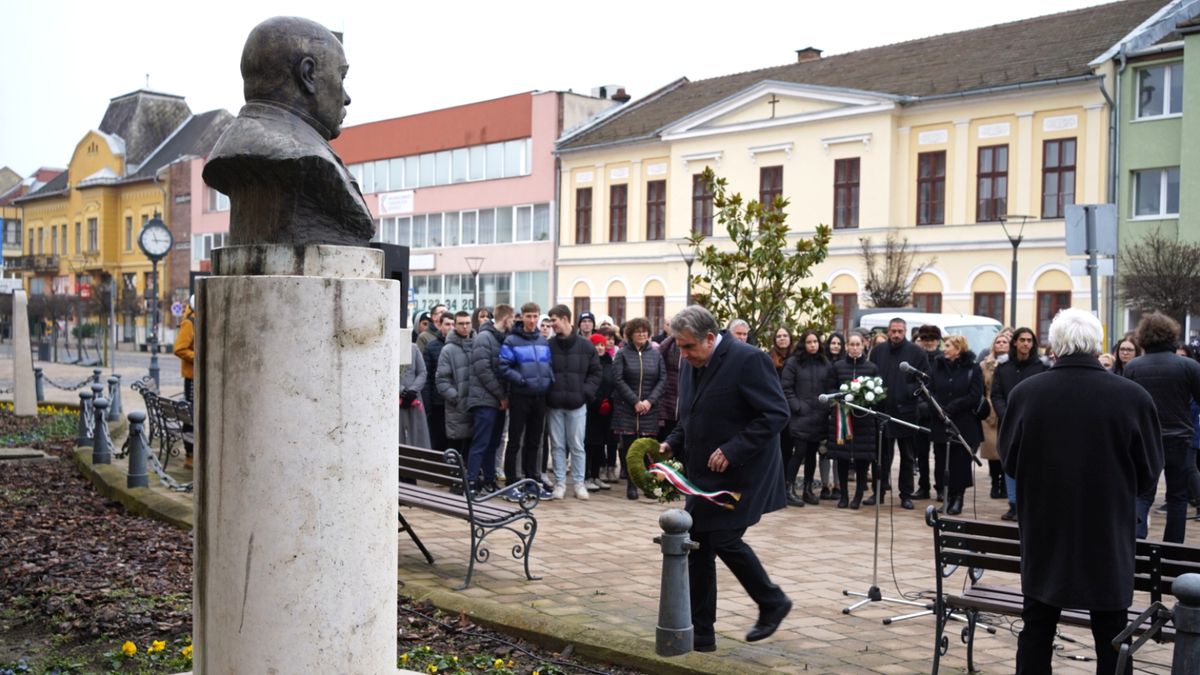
[999, 214, 1031, 328]
[137, 212, 173, 388]
[464, 256, 485, 312]
[676, 242, 696, 306]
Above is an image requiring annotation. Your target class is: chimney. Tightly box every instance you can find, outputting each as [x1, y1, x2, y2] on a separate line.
[611, 88, 631, 103]
[796, 47, 823, 63]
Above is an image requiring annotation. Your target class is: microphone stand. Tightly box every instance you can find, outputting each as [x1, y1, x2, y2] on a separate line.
[841, 398, 932, 619]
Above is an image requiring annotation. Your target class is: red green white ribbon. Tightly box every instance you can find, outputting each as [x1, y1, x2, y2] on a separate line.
[648, 462, 741, 510]
[834, 402, 854, 445]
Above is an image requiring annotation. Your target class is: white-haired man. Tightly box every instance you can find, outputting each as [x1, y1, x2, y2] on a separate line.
[726, 318, 750, 343]
[999, 308, 1162, 673]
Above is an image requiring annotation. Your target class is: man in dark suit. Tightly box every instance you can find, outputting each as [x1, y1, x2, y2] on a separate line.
[868, 318, 930, 509]
[661, 306, 792, 652]
[1000, 308, 1162, 673]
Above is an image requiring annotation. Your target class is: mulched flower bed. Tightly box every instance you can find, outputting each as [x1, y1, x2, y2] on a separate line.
[0, 413, 645, 674]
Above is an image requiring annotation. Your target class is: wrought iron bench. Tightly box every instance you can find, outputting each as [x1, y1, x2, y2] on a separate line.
[128, 377, 189, 467]
[926, 506, 1200, 673]
[397, 444, 541, 590]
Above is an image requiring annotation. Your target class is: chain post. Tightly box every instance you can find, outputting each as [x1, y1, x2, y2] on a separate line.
[92, 398, 110, 464]
[76, 390, 94, 446]
[106, 376, 122, 421]
[126, 411, 149, 488]
[655, 508, 698, 656]
[34, 367, 44, 403]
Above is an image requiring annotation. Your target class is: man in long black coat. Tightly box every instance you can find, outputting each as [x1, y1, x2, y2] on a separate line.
[999, 308, 1162, 674]
[868, 318, 929, 509]
[662, 306, 791, 652]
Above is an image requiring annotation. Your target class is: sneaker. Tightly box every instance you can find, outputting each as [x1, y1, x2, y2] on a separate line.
[529, 484, 554, 500]
[552, 484, 566, 500]
[1001, 505, 1017, 521]
[496, 470, 506, 483]
[597, 477, 612, 490]
[574, 484, 590, 500]
[542, 472, 556, 488]
[585, 478, 601, 491]
[502, 487, 524, 502]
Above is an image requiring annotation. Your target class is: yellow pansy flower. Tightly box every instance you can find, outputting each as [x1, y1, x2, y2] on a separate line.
[121, 641, 137, 656]
[182, 645, 193, 659]
[150, 640, 166, 653]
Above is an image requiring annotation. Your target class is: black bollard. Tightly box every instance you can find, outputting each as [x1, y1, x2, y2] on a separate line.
[1173, 574, 1200, 674]
[654, 508, 698, 656]
[90, 381, 105, 405]
[76, 390, 94, 446]
[92, 398, 110, 464]
[106, 376, 122, 421]
[126, 411, 149, 488]
[92, 368, 102, 384]
[34, 367, 44, 403]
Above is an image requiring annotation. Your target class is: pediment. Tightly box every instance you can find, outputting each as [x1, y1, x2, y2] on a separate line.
[661, 80, 899, 141]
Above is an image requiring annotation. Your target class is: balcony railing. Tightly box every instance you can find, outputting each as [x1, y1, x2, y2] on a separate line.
[5, 255, 60, 272]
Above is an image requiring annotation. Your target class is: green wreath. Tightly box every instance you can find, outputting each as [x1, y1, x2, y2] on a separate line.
[625, 437, 669, 493]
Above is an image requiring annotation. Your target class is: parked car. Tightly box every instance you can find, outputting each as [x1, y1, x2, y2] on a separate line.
[857, 311, 1002, 356]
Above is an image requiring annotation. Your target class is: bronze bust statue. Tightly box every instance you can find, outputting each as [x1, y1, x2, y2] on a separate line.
[203, 17, 375, 247]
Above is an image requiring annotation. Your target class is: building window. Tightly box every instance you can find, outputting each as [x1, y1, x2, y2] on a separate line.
[125, 216, 133, 251]
[646, 180, 666, 241]
[1041, 138, 1076, 219]
[573, 296, 590, 322]
[60, 228, 66, 256]
[4, 219, 21, 246]
[37, 227, 43, 255]
[1037, 291, 1071, 340]
[27, 228, 33, 254]
[87, 218, 98, 253]
[1133, 167, 1181, 217]
[976, 145, 1008, 223]
[207, 188, 230, 212]
[1137, 62, 1184, 118]
[913, 292, 943, 313]
[50, 225, 57, 255]
[608, 296, 626, 327]
[75, 222, 81, 253]
[917, 151, 946, 225]
[832, 293, 858, 335]
[192, 232, 229, 263]
[692, 174, 713, 236]
[973, 292, 1005, 323]
[346, 137, 532, 191]
[609, 184, 627, 242]
[575, 188, 592, 244]
[645, 296, 665, 336]
[759, 166, 783, 211]
[833, 158, 860, 229]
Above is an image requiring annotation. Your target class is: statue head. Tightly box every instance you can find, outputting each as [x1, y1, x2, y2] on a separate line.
[240, 17, 351, 140]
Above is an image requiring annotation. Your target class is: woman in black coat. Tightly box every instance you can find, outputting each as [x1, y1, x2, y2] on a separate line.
[770, 327, 796, 487]
[928, 334, 983, 515]
[612, 317, 667, 499]
[826, 332, 878, 509]
[781, 329, 833, 506]
[584, 333, 616, 490]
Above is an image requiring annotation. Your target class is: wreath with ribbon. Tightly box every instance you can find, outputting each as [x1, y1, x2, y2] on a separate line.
[625, 437, 741, 509]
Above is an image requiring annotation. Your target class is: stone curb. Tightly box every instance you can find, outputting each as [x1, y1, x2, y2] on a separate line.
[72, 444, 194, 531]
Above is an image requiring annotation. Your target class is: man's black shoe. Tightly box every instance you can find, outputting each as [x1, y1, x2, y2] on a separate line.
[900, 498, 914, 510]
[912, 489, 931, 500]
[746, 598, 792, 642]
[694, 642, 716, 653]
[1001, 505, 1017, 521]
[862, 493, 877, 506]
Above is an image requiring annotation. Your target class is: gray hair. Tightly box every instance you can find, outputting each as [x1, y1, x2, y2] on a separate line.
[1049, 308, 1103, 357]
[670, 305, 720, 339]
[727, 318, 750, 332]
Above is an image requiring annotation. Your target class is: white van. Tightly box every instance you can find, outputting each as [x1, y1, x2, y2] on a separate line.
[857, 311, 1002, 356]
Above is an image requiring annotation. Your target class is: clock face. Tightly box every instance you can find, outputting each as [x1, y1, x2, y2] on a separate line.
[139, 224, 173, 258]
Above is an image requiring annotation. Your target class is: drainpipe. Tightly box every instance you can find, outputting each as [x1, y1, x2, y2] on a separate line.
[1109, 46, 1129, 337]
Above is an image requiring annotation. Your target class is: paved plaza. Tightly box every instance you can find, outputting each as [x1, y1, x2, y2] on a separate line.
[6, 359, 1185, 673]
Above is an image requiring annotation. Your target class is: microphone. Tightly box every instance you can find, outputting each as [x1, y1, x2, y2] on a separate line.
[899, 361, 930, 381]
[818, 392, 848, 405]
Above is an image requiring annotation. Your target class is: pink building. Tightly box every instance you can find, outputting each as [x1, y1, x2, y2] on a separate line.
[333, 91, 614, 315]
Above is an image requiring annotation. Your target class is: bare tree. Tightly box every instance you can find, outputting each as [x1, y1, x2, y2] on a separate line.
[1120, 229, 1200, 323]
[859, 234, 934, 308]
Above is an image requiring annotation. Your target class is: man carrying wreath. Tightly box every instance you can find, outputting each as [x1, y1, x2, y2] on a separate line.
[660, 305, 792, 652]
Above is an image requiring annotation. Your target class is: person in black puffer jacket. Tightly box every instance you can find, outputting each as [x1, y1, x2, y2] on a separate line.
[781, 329, 834, 506]
[423, 312, 451, 452]
[585, 333, 616, 489]
[928, 335, 984, 515]
[612, 317, 666, 499]
[545, 305, 601, 499]
[826, 332, 878, 509]
[466, 306, 515, 491]
[992, 326, 1048, 520]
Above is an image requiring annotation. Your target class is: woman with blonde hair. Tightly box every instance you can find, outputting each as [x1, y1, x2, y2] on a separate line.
[979, 330, 1011, 499]
[929, 334, 984, 514]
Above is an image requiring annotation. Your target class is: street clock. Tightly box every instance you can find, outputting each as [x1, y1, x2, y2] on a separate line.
[138, 214, 173, 260]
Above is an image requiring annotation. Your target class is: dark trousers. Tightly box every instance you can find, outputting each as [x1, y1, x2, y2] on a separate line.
[778, 429, 794, 474]
[504, 394, 546, 483]
[1137, 437, 1193, 542]
[585, 442, 605, 479]
[1015, 596, 1128, 675]
[932, 441, 974, 495]
[988, 458, 1004, 479]
[914, 431, 932, 493]
[783, 439, 820, 486]
[427, 404, 447, 452]
[837, 459, 871, 497]
[183, 378, 194, 455]
[688, 527, 787, 648]
[467, 407, 505, 485]
[880, 436, 917, 497]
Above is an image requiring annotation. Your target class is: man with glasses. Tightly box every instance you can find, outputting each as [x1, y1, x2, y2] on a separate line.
[993, 327, 1048, 521]
[868, 318, 930, 509]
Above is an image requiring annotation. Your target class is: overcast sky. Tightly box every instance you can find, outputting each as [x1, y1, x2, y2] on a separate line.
[1, 0, 1110, 177]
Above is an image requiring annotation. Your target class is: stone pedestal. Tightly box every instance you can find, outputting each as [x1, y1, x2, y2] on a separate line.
[12, 290, 36, 417]
[194, 245, 399, 674]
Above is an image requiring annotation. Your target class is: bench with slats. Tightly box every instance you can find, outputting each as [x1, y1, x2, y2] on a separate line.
[397, 444, 541, 590]
[926, 506, 1200, 673]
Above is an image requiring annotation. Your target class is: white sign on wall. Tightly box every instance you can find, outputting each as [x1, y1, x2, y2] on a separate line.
[378, 190, 414, 215]
[609, 167, 630, 180]
[575, 171, 594, 183]
[1042, 115, 1078, 132]
[646, 163, 668, 176]
[917, 129, 949, 145]
[978, 122, 1011, 139]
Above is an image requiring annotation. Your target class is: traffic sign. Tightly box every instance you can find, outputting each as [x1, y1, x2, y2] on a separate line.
[171, 302, 184, 317]
[79, 284, 91, 300]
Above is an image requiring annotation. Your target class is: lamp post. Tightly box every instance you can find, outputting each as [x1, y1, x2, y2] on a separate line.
[999, 214, 1031, 328]
[464, 256, 485, 312]
[137, 212, 173, 388]
[676, 243, 696, 306]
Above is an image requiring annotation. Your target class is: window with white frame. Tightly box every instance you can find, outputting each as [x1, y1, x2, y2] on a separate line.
[346, 138, 532, 193]
[373, 204, 551, 249]
[207, 188, 230, 212]
[1137, 62, 1184, 118]
[1133, 167, 1181, 217]
[192, 232, 229, 262]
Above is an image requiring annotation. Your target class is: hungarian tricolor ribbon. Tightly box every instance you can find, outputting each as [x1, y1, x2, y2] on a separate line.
[834, 402, 854, 445]
[648, 462, 741, 510]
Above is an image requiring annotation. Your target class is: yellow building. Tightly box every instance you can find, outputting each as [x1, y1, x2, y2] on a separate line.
[556, 0, 1194, 342]
[13, 90, 230, 345]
